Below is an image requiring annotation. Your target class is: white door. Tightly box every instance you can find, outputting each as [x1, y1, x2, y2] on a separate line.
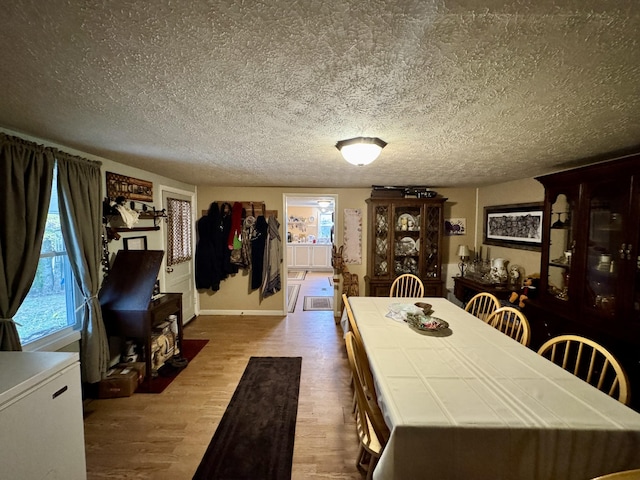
[161, 187, 196, 324]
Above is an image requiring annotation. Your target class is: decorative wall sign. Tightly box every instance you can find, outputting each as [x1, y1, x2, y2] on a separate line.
[343, 208, 362, 264]
[106, 172, 153, 202]
[445, 218, 466, 236]
[484, 203, 543, 251]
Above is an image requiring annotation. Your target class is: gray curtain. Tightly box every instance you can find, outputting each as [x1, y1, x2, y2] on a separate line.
[56, 151, 109, 384]
[0, 133, 55, 350]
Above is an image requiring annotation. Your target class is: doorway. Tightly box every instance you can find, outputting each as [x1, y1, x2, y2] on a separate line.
[161, 186, 197, 325]
[283, 194, 337, 314]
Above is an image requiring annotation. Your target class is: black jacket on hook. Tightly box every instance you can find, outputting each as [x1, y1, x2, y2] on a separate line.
[195, 202, 231, 290]
[250, 215, 268, 290]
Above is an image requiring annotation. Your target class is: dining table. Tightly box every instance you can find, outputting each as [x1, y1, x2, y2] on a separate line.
[348, 296, 640, 480]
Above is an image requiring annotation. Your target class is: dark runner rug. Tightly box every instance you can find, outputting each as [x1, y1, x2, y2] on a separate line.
[193, 356, 302, 480]
[137, 339, 209, 394]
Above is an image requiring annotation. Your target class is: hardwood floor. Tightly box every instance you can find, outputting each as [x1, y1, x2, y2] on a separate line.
[83, 271, 362, 479]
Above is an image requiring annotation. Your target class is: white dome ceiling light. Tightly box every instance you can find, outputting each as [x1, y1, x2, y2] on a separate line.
[336, 137, 387, 166]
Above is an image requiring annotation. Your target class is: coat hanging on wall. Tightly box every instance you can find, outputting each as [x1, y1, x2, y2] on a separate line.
[196, 201, 276, 293]
[250, 215, 268, 291]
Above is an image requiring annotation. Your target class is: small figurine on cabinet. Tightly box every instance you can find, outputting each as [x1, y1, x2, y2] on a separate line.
[509, 274, 540, 308]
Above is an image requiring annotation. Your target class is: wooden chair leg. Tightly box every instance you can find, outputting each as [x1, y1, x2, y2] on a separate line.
[356, 445, 367, 472]
[366, 454, 379, 480]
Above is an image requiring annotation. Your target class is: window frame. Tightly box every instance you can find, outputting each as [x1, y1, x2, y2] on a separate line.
[15, 165, 82, 349]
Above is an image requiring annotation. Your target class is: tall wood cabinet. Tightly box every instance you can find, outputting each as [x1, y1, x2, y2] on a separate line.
[527, 153, 640, 409]
[365, 196, 447, 297]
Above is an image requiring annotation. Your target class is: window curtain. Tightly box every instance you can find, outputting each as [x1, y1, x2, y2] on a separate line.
[56, 151, 109, 384]
[167, 197, 193, 266]
[0, 133, 54, 350]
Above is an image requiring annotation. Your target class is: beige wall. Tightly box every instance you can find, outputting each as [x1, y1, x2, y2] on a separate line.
[476, 178, 545, 277]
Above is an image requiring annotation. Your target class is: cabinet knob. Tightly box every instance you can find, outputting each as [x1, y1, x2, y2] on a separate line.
[166, 267, 174, 273]
[620, 244, 627, 260]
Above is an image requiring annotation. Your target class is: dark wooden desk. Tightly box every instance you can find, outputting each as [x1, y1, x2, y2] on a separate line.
[453, 276, 513, 305]
[102, 293, 183, 385]
[98, 250, 183, 387]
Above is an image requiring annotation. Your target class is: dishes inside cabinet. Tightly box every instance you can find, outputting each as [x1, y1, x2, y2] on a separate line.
[395, 257, 418, 274]
[397, 213, 418, 231]
[396, 237, 416, 255]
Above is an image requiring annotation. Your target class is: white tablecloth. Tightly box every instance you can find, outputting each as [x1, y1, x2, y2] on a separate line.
[348, 297, 640, 480]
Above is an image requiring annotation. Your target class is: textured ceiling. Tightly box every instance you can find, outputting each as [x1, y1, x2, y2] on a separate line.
[1, 0, 639, 188]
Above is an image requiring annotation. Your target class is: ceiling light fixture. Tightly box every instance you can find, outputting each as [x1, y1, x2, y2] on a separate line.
[335, 137, 387, 166]
[317, 200, 331, 208]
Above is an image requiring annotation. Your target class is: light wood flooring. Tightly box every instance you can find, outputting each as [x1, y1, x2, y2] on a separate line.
[83, 270, 362, 479]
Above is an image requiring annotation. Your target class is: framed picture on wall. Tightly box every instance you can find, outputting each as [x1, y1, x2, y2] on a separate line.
[106, 171, 153, 202]
[483, 203, 543, 251]
[123, 236, 147, 251]
[444, 218, 466, 236]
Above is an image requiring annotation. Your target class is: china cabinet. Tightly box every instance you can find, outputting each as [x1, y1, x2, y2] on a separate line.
[365, 196, 447, 297]
[527, 153, 640, 409]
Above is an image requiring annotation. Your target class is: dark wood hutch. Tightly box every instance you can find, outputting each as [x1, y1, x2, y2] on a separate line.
[524, 152, 640, 410]
[365, 193, 447, 297]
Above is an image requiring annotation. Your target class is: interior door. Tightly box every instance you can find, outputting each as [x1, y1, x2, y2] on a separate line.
[161, 188, 196, 324]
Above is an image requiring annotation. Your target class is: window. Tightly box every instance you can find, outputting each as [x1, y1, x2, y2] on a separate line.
[166, 197, 192, 266]
[318, 212, 334, 241]
[14, 167, 80, 346]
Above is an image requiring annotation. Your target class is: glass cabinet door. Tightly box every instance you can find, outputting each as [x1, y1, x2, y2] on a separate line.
[628, 178, 640, 324]
[546, 192, 576, 302]
[631, 242, 640, 324]
[372, 205, 391, 278]
[422, 205, 441, 279]
[584, 180, 627, 318]
[393, 205, 421, 276]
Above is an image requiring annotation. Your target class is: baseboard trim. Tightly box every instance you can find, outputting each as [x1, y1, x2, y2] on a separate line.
[198, 309, 285, 316]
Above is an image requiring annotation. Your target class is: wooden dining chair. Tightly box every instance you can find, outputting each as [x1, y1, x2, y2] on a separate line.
[343, 293, 364, 347]
[343, 293, 366, 413]
[389, 273, 424, 297]
[537, 334, 630, 405]
[464, 292, 500, 322]
[345, 331, 390, 480]
[592, 469, 640, 480]
[486, 306, 531, 346]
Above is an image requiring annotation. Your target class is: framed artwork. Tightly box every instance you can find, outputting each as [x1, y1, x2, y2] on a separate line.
[106, 171, 153, 202]
[123, 236, 147, 251]
[483, 203, 543, 251]
[445, 218, 466, 236]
